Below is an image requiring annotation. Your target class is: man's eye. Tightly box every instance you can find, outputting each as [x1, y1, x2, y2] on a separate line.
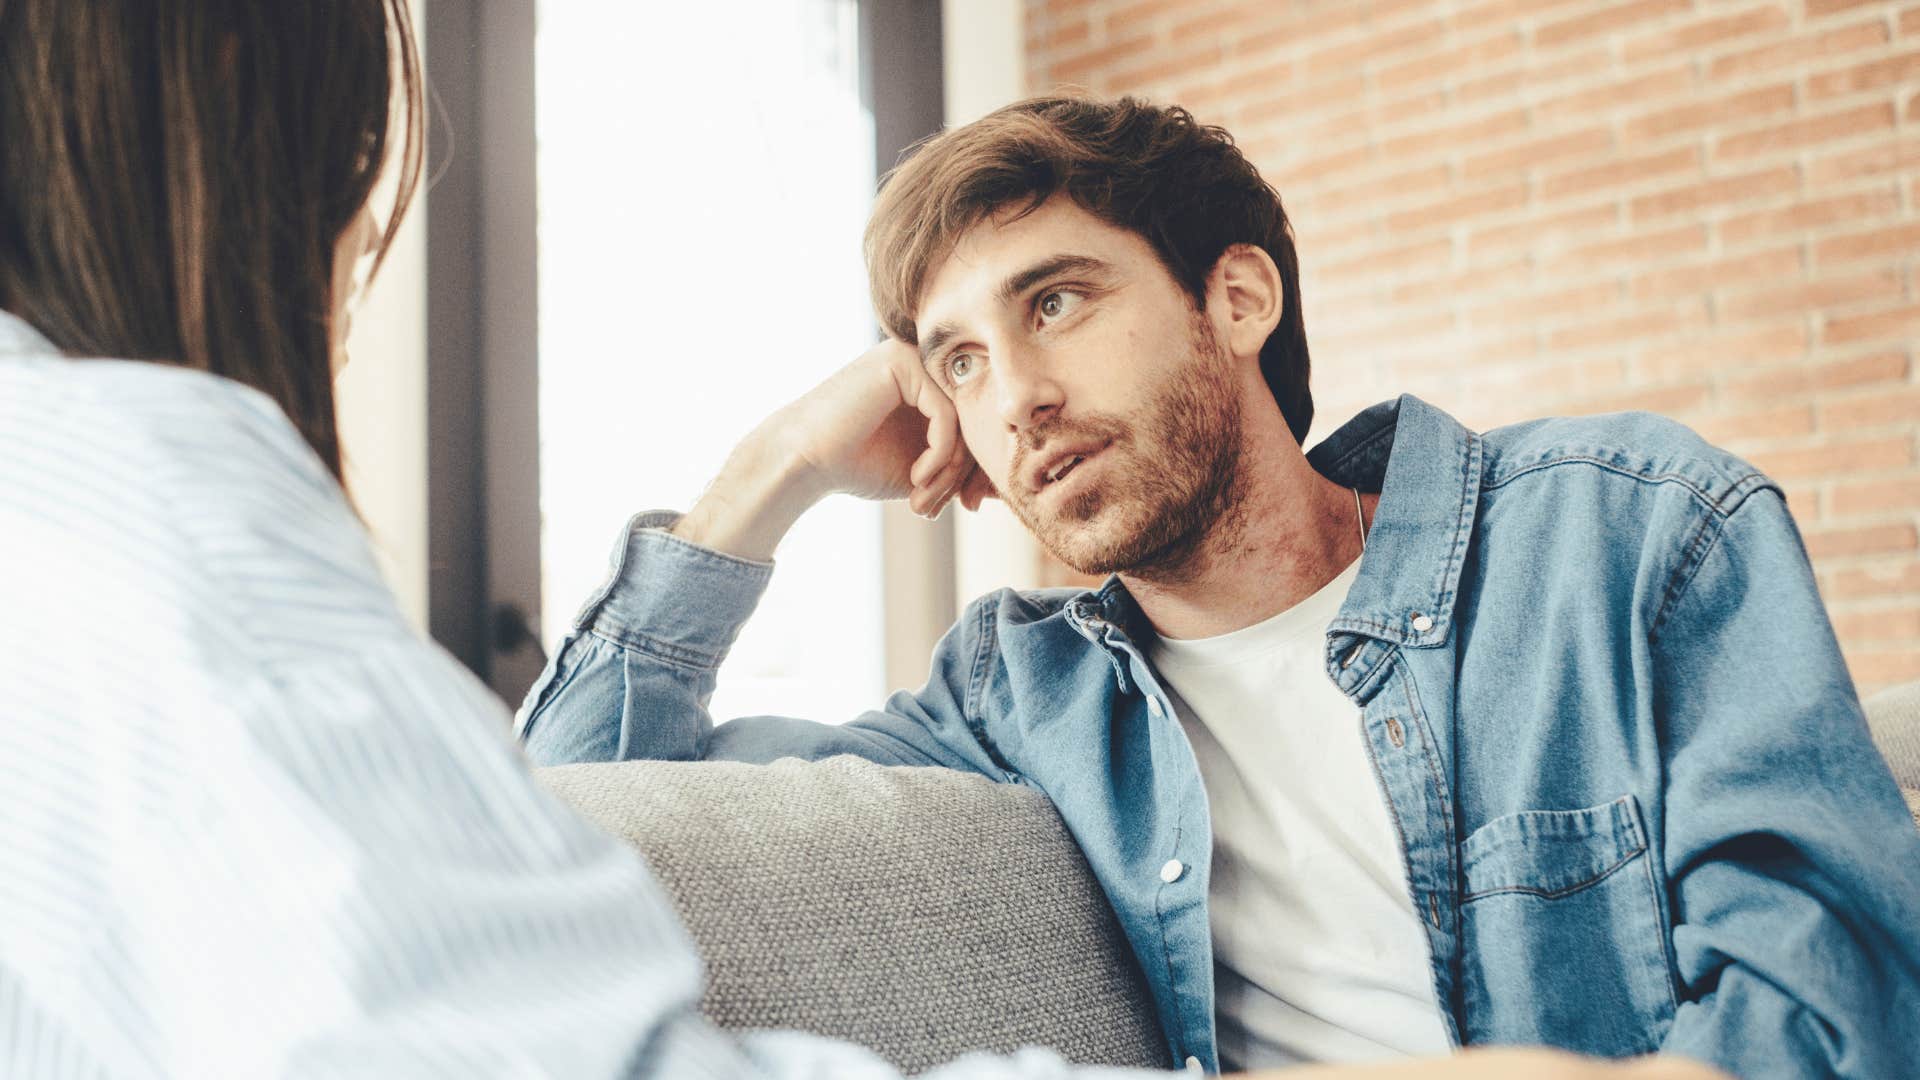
[948, 353, 978, 384]
[1037, 289, 1083, 323]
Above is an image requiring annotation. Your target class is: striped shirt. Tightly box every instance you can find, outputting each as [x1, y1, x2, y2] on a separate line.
[0, 312, 1141, 1080]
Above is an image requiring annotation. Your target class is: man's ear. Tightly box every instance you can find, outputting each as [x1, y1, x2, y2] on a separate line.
[1207, 244, 1284, 366]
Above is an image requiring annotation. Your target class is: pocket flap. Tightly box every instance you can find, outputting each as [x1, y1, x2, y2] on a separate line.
[1461, 795, 1648, 901]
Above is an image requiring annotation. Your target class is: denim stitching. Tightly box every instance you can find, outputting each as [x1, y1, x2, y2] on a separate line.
[1460, 840, 1648, 902]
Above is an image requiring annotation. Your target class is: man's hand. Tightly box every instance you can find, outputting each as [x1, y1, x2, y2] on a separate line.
[1247, 1048, 1730, 1079]
[671, 339, 981, 561]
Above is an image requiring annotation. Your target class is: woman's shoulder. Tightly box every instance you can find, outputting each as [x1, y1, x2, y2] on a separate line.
[1, 352, 405, 670]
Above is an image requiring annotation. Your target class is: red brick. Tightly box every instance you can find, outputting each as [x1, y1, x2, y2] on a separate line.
[1109, 42, 1225, 90]
[1713, 18, 1889, 81]
[1303, 18, 1450, 80]
[1720, 187, 1903, 246]
[1470, 203, 1619, 260]
[1541, 146, 1700, 202]
[1463, 128, 1613, 180]
[1628, 165, 1800, 221]
[1270, 144, 1375, 186]
[1051, 32, 1157, 86]
[1102, 0, 1203, 31]
[1563, 381, 1715, 418]
[1825, 304, 1920, 347]
[1636, 324, 1811, 383]
[1379, 109, 1530, 164]
[1628, 246, 1803, 302]
[1813, 220, 1920, 265]
[1449, 0, 1593, 34]
[1548, 302, 1711, 351]
[1468, 282, 1620, 325]
[1457, 47, 1612, 104]
[1624, 84, 1796, 144]
[1534, 0, 1692, 50]
[1720, 269, 1905, 322]
[1622, 5, 1793, 64]
[1829, 560, 1920, 598]
[1217, 59, 1295, 101]
[1552, 223, 1708, 268]
[1715, 103, 1896, 161]
[1801, 521, 1919, 558]
[1806, 0, 1888, 16]
[1749, 438, 1912, 480]
[1378, 31, 1525, 93]
[1831, 475, 1920, 516]
[1845, 649, 1920, 694]
[1809, 134, 1920, 185]
[1539, 66, 1696, 121]
[1311, 163, 1453, 218]
[1831, 606, 1920, 642]
[1903, 5, 1920, 36]
[1689, 403, 1816, 445]
[1317, 236, 1455, 283]
[1393, 258, 1533, 305]
[1043, 14, 1092, 51]
[1385, 183, 1531, 233]
[1808, 50, 1920, 99]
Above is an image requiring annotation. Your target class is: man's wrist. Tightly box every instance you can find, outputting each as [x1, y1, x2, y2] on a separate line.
[672, 433, 824, 561]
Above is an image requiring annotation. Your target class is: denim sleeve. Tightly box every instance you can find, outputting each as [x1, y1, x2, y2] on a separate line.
[1652, 488, 1920, 1077]
[516, 512, 1011, 778]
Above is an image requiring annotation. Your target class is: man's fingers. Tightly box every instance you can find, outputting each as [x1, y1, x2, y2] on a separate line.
[959, 465, 996, 511]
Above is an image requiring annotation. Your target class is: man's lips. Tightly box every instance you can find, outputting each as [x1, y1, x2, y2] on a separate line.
[1024, 441, 1110, 496]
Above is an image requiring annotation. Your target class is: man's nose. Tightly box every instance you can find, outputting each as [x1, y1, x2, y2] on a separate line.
[994, 343, 1064, 433]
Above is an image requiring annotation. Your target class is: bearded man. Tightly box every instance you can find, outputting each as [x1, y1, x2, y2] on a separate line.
[518, 96, 1920, 1079]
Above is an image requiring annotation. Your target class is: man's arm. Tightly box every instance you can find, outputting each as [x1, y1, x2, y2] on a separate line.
[1651, 487, 1920, 1076]
[518, 341, 1007, 774]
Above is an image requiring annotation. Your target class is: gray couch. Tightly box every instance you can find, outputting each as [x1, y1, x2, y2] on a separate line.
[537, 681, 1920, 1073]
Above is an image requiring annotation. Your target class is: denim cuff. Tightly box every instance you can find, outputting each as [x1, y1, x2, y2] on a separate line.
[572, 510, 775, 670]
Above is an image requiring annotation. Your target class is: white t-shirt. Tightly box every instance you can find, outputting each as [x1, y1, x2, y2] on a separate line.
[1146, 558, 1452, 1071]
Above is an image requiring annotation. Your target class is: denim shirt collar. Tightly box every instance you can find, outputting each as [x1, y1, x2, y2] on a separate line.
[1068, 394, 1485, 696]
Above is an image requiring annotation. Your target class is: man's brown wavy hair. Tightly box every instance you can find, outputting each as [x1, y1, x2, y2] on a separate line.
[865, 94, 1313, 445]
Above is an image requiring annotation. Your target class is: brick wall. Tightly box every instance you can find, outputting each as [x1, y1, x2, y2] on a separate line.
[1023, 0, 1920, 694]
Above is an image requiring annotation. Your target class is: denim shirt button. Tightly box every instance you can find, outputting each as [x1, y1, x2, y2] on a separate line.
[1410, 612, 1434, 633]
[1147, 697, 1165, 719]
[1160, 858, 1185, 883]
[1184, 1055, 1204, 1074]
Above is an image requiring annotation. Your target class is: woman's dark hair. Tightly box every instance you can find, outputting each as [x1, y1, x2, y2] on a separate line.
[0, 0, 424, 479]
[866, 94, 1313, 445]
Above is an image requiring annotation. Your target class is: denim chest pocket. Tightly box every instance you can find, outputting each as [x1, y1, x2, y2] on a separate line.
[1456, 795, 1677, 1056]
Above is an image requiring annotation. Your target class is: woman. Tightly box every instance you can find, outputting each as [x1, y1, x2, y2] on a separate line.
[0, 4, 1725, 1079]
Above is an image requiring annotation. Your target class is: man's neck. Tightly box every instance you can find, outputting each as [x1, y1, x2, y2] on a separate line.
[1120, 424, 1376, 642]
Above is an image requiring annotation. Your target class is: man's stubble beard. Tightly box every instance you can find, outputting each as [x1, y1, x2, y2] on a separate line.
[1007, 313, 1248, 583]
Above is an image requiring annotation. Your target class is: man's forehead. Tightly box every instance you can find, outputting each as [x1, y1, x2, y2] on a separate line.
[914, 198, 1137, 327]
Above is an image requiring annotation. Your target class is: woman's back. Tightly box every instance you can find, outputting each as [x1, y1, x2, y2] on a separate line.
[0, 312, 719, 1077]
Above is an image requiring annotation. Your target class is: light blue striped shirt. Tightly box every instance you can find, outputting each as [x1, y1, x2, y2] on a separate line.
[0, 311, 1148, 1079]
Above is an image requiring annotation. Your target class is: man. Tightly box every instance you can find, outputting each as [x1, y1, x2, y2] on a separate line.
[519, 96, 1920, 1077]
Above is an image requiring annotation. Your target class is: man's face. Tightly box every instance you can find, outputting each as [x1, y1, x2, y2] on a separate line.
[914, 196, 1244, 578]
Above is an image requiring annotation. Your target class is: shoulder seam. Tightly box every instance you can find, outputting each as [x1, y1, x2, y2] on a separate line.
[1650, 483, 1784, 642]
[1483, 454, 1774, 517]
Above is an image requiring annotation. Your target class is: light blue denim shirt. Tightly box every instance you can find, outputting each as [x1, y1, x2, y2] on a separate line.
[520, 395, 1920, 1078]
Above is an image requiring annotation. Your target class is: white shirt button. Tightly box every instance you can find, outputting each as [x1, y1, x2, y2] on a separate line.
[1411, 612, 1434, 633]
[1160, 858, 1185, 883]
[1147, 698, 1165, 719]
[1184, 1055, 1204, 1074]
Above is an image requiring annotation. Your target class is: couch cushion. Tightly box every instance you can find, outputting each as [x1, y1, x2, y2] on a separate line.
[537, 757, 1168, 1074]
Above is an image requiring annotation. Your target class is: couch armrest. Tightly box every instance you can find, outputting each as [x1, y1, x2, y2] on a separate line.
[537, 757, 1169, 1074]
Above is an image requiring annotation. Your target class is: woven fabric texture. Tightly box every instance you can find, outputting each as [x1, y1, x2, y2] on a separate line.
[1864, 680, 1920, 824]
[537, 757, 1169, 1075]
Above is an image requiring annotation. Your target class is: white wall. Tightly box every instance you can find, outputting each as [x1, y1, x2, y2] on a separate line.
[335, 178, 430, 632]
[942, 0, 1045, 606]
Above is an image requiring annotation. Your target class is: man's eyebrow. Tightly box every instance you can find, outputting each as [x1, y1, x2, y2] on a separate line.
[917, 254, 1115, 366]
